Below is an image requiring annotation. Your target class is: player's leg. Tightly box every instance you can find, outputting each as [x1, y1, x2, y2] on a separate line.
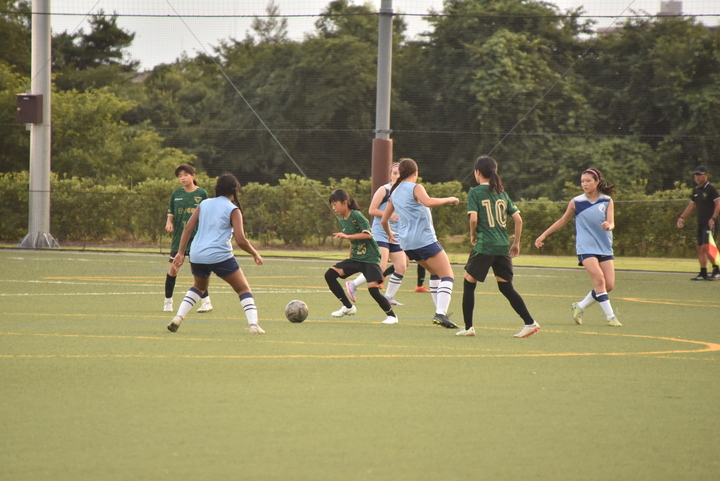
[222, 266, 264, 334]
[415, 264, 429, 292]
[325, 265, 356, 317]
[164, 253, 180, 311]
[167, 273, 209, 332]
[422, 249, 457, 329]
[383, 249, 406, 304]
[583, 257, 621, 326]
[458, 271, 477, 336]
[364, 263, 397, 324]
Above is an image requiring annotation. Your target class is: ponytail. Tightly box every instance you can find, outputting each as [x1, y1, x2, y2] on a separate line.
[389, 158, 418, 195]
[475, 156, 504, 194]
[215, 173, 244, 214]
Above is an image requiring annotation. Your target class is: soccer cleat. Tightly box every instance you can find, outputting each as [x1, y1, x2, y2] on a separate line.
[332, 305, 357, 318]
[249, 323, 265, 334]
[415, 286, 430, 293]
[708, 271, 720, 281]
[456, 327, 475, 337]
[690, 273, 708, 281]
[197, 298, 213, 313]
[385, 296, 403, 306]
[607, 316, 622, 327]
[163, 298, 173, 312]
[432, 313, 458, 329]
[381, 316, 399, 325]
[571, 302, 584, 325]
[167, 316, 182, 332]
[345, 281, 357, 303]
[513, 322, 540, 338]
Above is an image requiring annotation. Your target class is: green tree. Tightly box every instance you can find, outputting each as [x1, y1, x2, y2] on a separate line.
[0, 61, 30, 173]
[0, 0, 31, 75]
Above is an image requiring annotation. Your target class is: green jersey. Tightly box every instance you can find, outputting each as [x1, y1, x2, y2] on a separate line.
[338, 210, 381, 264]
[167, 187, 208, 252]
[467, 184, 519, 256]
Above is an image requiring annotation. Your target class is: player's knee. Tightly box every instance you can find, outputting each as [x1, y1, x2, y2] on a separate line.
[324, 269, 340, 284]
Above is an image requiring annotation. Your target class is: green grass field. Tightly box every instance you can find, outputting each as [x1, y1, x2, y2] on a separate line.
[1, 249, 719, 481]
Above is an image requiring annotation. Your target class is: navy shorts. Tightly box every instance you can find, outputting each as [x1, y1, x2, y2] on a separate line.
[577, 254, 614, 267]
[697, 224, 718, 246]
[332, 259, 384, 283]
[465, 250, 514, 282]
[190, 257, 240, 279]
[376, 241, 403, 253]
[404, 242, 444, 262]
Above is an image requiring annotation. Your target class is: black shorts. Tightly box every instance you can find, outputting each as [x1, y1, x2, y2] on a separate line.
[577, 254, 614, 266]
[697, 224, 718, 246]
[404, 242, 444, 261]
[464, 250, 514, 283]
[190, 257, 240, 279]
[169, 251, 190, 262]
[376, 241, 403, 253]
[333, 259, 384, 283]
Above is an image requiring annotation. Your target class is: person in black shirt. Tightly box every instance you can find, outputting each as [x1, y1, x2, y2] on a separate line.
[676, 166, 720, 280]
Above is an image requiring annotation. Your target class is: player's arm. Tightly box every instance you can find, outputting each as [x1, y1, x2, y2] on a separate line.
[333, 231, 372, 240]
[468, 211, 478, 246]
[230, 208, 263, 266]
[510, 211, 522, 258]
[535, 200, 575, 248]
[413, 184, 459, 207]
[601, 198, 615, 231]
[173, 207, 200, 267]
[676, 201, 695, 228]
[381, 199, 397, 243]
[710, 198, 720, 229]
[368, 187, 387, 218]
[166, 214, 174, 232]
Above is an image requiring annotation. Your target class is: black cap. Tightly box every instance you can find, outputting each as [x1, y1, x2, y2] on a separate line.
[694, 166, 708, 175]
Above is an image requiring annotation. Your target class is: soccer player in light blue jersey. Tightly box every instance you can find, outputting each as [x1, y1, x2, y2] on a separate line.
[381, 158, 460, 329]
[535, 168, 621, 327]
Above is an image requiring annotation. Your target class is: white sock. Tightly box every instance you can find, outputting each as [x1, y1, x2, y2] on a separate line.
[436, 277, 454, 315]
[353, 274, 367, 288]
[384, 273, 403, 299]
[578, 290, 596, 310]
[240, 293, 259, 325]
[596, 292, 614, 318]
[429, 276, 440, 307]
[177, 289, 201, 319]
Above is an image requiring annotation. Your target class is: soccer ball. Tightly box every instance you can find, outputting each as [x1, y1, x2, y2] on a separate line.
[285, 300, 308, 323]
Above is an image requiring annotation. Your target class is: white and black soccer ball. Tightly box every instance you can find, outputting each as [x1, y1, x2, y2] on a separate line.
[285, 300, 308, 323]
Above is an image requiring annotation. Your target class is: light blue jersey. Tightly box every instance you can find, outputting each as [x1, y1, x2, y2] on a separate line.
[371, 183, 399, 244]
[389, 181, 437, 250]
[190, 196, 238, 264]
[574, 193, 613, 256]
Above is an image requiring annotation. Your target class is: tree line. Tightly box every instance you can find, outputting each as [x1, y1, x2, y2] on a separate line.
[1, 0, 719, 200]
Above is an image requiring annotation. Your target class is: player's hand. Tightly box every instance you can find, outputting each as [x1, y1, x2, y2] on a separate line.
[390, 213, 399, 222]
[447, 197, 460, 205]
[254, 255, 264, 266]
[676, 217, 684, 229]
[601, 221, 614, 231]
[510, 243, 520, 258]
[534, 236, 545, 248]
[470, 234, 476, 246]
[173, 253, 185, 268]
[388, 231, 397, 243]
[332, 232, 348, 239]
[165, 221, 173, 233]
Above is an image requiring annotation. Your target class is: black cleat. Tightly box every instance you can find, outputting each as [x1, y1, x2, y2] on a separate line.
[432, 313, 458, 329]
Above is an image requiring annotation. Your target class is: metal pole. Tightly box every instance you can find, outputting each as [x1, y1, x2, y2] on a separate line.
[371, 0, 393, 195]
[20, 0, 58, 248]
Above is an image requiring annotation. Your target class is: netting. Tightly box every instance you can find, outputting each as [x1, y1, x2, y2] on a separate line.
[1, 0, 719, 261]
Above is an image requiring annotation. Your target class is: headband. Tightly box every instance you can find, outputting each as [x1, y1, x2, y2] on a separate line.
[584, 169, 600, 179]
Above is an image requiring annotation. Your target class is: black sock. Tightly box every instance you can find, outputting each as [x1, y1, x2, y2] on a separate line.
[165, 274, 176, 298]
[383, 265, 395, 277]
[201, 290, 209, 299]
[700, 267, 708, 277]
[417, 265, 426, 287]
[462, 279, 476, 329]
[498, 281, 535, 325]
[369, 287, 394, 316]
[324, 269, 352, 308]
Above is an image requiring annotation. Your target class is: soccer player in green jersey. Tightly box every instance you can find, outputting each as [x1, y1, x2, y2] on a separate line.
[324, 189, 398, 325]
[164, 164, 211, 313]
[458, 156, 540, 338]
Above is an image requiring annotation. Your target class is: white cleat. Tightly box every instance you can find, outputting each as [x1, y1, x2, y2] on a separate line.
[345, 281, 357, 303]
[513, 322, 540, 338]
[571, 302, 583, 325]
[163, 298, 173, 312]
[385, 296, 403, 306]
[249, 323, 265, 334]
[167, 316, 182, 332]
[607, 316, 622, 327]
[456, 327, 476, 337]
[381, 316, 399, 324]
[197, 298, 213, 313]
[332, 305, 357, 318]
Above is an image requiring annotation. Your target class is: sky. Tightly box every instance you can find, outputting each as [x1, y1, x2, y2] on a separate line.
[47, 0, 720, 70]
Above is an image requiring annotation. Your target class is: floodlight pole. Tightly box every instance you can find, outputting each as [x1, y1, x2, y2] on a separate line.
[371, 0, 393, 195]
[20, 0, 58, 248]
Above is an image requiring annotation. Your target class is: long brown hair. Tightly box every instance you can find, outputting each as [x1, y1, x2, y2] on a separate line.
[215, 173, 244, 213]
[475, 156, 504, 194]
[389, 158, 418, 195]
[175, 164, 198, 186]
[583, 168, 615, 195]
